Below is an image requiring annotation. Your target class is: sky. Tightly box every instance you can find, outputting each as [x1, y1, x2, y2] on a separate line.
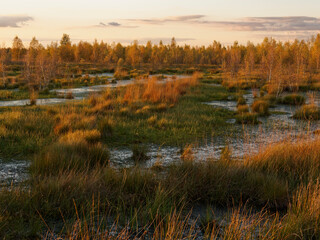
[1, 0, 320, 47]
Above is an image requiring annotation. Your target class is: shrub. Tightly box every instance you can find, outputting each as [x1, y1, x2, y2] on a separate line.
[251, 100, 269, 116]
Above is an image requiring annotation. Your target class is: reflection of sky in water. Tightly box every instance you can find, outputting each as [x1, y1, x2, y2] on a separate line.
[0, 74, 188, 107]
[109, 88, 320, 168]
[0, 159, 29, 186]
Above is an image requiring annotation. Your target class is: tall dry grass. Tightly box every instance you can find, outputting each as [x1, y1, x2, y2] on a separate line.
[123, 73, 199, 105]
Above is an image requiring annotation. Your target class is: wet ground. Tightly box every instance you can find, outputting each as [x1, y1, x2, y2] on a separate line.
[0, 77, 320, 184]
[0, 74, 186, 107]
[0, 159, 29, 186]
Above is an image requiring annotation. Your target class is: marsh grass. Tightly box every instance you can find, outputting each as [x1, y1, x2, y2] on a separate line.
[293, 104, 320, 120]
[2, 136, 320, 238]
[251, 100, 270, 116]
[246, 138, 320, 186]
[236, 113, 259, 124]
[279, 94, 305, 106]
[1, 73, 320, 238]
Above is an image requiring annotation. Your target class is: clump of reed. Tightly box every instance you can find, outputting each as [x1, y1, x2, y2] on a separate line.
[279, 182, 320, 239]
[237, 104, 249, 114]
[123, 73, 199, 105]
[31, 139, 109, 176]
[251, 100, 270, 116]
[114, 69, 130, 80]
[293, 104, 320, 120]
[236, 96, 246, 106]
[131, 144, 150, 163]
[279, 93, 305, 105]
[180, 144, 194, 162]
[246, 138, 320, 185]
[236, 112, 259, 124]
[65, 91, 74, 99]
[29, 90, 37, 106]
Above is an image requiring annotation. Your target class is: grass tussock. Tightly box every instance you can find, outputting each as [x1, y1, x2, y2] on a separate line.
[123, 73, 199, 105]
[293, 104, 320, 120]
[251, 100, 270, 116]
[279, 94, 305, 105]
[31, 140, 109, 176]
[2, 136, 320, 238]
[236, 112, 259, 124]
[246, 138, 320, 186]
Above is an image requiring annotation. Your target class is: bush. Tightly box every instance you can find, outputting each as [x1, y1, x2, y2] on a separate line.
[251, 100, 269, 116]
[293, 104, 320, 120]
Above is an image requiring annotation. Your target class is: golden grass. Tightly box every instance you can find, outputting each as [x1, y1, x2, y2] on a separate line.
[123, 73, 199, 105]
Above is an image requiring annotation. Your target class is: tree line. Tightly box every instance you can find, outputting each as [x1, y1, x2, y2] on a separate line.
[1, 33, 320, 90]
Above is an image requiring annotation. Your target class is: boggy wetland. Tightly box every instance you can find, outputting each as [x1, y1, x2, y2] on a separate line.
[0, 35, 320, 239]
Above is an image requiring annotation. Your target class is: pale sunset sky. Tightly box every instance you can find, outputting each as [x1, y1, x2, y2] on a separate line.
[1, 0, 320, 46]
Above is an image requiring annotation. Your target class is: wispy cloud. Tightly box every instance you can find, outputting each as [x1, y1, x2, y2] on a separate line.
[0, 15, 33, 28]
[126, 15, 320, 32]
[195, 16, 320, 32]
[92, 21, 138, 28]
[126, 15, 205, 25]
[68, 21, 138, 30]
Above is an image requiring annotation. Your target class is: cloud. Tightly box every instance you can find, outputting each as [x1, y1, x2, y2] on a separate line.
[127, 15, 205, 24]
[94, 21, 137, 28]
[195, 16, 320, 32]
[0, 15, 33, 28]
[126, 15, 320, 32]
[98, 21, 121, 27]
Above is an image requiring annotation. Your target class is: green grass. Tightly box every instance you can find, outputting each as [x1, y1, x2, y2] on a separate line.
[105, 85, 235, 147]
[0, 107, 55, 157]
[236, 112, 259, 124]
[1, 75, 320, 239]
[3, 136, 320, 238]
[0, 83, 235, 159]
[278, 94, 306, 106]
[0, 89, 59, 101]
